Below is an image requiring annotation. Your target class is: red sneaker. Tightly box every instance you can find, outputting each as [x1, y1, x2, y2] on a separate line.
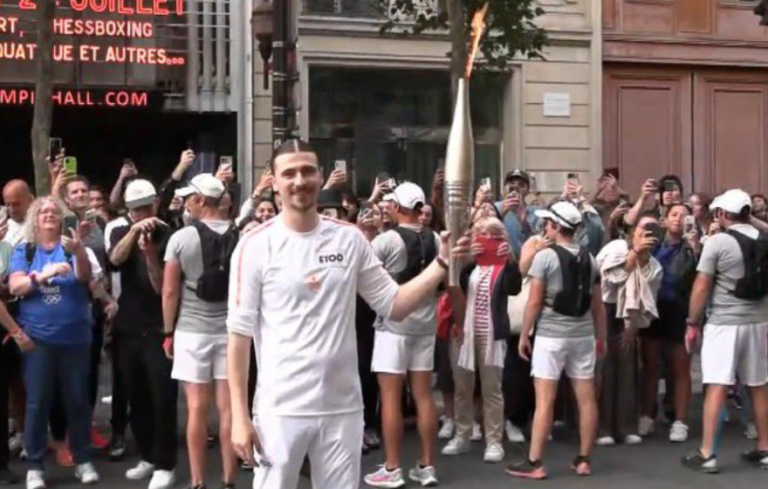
[571, 455, 592, 476]
[91, 426, 109, 450]
[53, 443, 74, 467]
[505, 459, 547, 480]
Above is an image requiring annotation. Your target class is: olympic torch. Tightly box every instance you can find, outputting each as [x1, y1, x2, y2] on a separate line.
[444, 79, 474, 286]
[444, 4, 488, 286]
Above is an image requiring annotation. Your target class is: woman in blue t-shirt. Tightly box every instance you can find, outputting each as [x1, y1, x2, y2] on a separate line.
[8, 196, 100, 489]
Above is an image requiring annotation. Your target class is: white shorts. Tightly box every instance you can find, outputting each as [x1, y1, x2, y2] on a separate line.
[371, 330, 435, 375]
[701, 323, 768, 387]
[252, 412, 364, 489]
[171, 331, 228, 384]
[531, 336, 596, 380]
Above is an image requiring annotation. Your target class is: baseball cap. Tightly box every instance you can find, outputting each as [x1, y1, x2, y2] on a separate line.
[124, 179, 157, 210]
[504, 169, 530, 185]
[710, 189, 751, 214]
[535, 201, 582, 230]
[175, 174, 226, 199]
[391, 182, 426, 210]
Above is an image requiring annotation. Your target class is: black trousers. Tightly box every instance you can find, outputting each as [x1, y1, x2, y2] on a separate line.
[110, 333, 129, 436]
[247, 344, 257, 415]
[117, 334, 177, 470]
[503, 335, 536, 429]
[50, 326, 103, 441]
[357, 320, 379, 430]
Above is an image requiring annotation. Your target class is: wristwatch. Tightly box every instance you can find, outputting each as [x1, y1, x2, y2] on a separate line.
[436, 256, 449, 270]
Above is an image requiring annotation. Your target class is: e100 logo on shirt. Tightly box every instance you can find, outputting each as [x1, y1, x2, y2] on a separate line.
[318, 253, 345, 265]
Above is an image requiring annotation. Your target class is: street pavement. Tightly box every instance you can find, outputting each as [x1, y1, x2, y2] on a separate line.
[7, 404, 766, 489]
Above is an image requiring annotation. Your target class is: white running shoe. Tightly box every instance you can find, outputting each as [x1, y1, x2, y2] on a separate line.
[125, 461, 155, 481]
[745, 423, 758, 441]
[624, 434, 643, 445]
[26, 470, 45, 489]
[442, 437, 472, 456]
[638, 416, 655, 436]
[484, 443, 505, 463]
[596, 436, 616, 446]
[669, 421, 689, 443]
[74, 463, 99, 485]
[505, 421, 525, 443]
[438, 419, 455, 440]
[408, 464, 438, 487]
[470, 422, 483, 442]
[148, 470, 175, 489]
[364, 465, 406, 488]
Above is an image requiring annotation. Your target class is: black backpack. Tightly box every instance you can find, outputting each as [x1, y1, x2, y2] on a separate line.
[187, 221, 239, 302]
[552, 245, 593, 317]
[391, 227, 438, 284]
[727, 229, 768, 301]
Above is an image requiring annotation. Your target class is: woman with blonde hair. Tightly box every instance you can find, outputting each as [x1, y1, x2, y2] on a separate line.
[8, 196, 102, 489]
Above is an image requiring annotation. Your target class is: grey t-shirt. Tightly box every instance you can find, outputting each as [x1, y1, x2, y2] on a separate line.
[371, 224, 440, 336]
[529, 244, 598, 339]
[164, 220, 231, 335]
[697, 224, 768, 325]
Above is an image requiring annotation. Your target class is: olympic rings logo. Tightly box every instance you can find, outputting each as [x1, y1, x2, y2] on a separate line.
[42, 294, 62, 305]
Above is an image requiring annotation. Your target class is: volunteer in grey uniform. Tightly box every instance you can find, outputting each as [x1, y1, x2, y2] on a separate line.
[162, 174, 238, 489]
[365, 183, 441, 488]
[508, 201, 606, 480]
[684, 189, 768, 473]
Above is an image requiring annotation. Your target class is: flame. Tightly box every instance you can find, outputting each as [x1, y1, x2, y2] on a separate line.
[465, 3, 489, 79]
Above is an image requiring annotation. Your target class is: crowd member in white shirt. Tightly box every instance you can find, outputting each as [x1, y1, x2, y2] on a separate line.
[684, 190, 768, 473]
[2, 180, 34, 247]
[365, 182, 442, 488]
[227, 139, 468, 489]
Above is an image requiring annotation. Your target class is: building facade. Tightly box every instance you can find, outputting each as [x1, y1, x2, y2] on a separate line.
[252, 0, 603, 199]
[603, 0, 768, 196]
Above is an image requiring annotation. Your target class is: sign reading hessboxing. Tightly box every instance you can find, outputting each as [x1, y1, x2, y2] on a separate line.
[0, 0, 188, 108]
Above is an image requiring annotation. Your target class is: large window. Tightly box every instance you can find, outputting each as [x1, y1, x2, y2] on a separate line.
[309, 67, 505, 198]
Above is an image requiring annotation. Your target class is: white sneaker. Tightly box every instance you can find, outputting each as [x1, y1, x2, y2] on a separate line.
[438, 419, 455, 440]
[26, 470, 45, 489]
[624, 434, 643, 445]
[505, 421, 525, 443]
[669, 421, 689, 443]
[75, 463, 99, 485]
[364, 465, 405, 488]
[470, 422, 483, 442]
[483, 443, 505, 463]
[442, 437, 471, 456]
[638, 416, 655, 436]
[408, 465, 438, 487]
[745, 423, 758, 441]
[125, 461, 155, 481]
[596, 436, 616, 446]
[148, 470, 175, 489]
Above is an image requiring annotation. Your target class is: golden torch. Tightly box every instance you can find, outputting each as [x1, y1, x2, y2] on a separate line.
[445, 4, 488, 286]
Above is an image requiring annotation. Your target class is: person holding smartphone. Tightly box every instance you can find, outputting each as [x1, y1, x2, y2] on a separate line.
[495, 170, 540, 258]
[637, 203, 699, 443]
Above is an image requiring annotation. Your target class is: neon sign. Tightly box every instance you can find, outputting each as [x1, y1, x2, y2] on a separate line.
[0, 88, 153, 108]
[9, 0, 184, 16]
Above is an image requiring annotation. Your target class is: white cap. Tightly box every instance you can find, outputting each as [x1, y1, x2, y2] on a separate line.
[391, 182, 426, 210]
[710, 189, 751, 214]
[124, 179, 157, 210]
[535, 201, 582, 230]
[175, 174, 226, 200]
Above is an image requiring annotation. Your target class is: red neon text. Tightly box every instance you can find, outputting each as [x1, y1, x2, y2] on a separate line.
[0, 88, 150, 107]
[11, 0, 184, 16]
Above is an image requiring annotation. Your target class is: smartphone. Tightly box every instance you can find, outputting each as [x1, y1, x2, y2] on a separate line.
[334, 159, 347, 174]
[475, 237, 507, 267]
[62, 156, 77, 175]
[509, 190, 520, 201]
[85, 209, 99, 222]
[48, 138, 62, 160]
[684, 215, 696, 235]
[663, 181, 678, 193]
[387, 178, 396, 189]
[481, 177, 491, 190]
[618, 196, 630, 208]
[643, 222, 663, 242]
[219, 156, 233, 172]
[0, 206, 8, 226]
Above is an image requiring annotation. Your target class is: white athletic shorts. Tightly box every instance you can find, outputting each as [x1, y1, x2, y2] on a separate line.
[171, 331, 228, 384]
[531, 336, 596, 381]
[252, 412, 364, 489]
[371, 330, 435, 375]
[701, 323, 768, 387]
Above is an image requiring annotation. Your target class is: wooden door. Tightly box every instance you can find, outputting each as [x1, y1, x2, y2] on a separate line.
[603, 66, 693, 199]
[693, 71, 768, 195]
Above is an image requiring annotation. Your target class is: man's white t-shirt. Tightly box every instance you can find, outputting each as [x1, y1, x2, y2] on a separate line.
[227, 215, 399, 417]
[3, 219, 25, 247]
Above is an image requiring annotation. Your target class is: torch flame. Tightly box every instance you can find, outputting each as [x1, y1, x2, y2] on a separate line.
[465, 3, 489, 79]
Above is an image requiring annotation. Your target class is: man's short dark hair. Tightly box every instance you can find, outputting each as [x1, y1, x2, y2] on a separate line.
[270, 139, 316, 172]
[66, 175, 91, 192]
[725, 206, 752, 223]
[90, 184, 106, 196]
